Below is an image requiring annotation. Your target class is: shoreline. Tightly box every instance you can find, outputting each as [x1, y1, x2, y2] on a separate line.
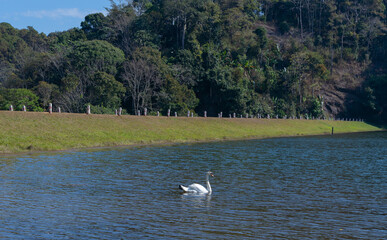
[0, 111, 383, 154]
[2, 130, 385, 157]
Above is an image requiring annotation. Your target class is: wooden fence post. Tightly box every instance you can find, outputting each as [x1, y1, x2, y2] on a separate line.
[49, 103, 53, 114]
[58, 107, 61, 113]
[204, 111, 207, 118]
[175, 112, 177, 117]
[157, 111, 160, 117]
[22, 105, 26, 112]
[144, 108, 147, 116]
[168, 109, 171, 117]
[86, 105, 91, 114]
[187, 110, 190, 117]
[119, 107, 122, 116]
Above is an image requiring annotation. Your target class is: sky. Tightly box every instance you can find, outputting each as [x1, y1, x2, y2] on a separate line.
[0, 0, 113, 34]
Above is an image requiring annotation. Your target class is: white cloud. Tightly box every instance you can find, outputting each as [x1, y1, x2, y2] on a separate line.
[21, 8, 98, 19]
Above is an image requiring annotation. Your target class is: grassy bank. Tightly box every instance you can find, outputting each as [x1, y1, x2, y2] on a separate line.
[0, 111, 383, 153]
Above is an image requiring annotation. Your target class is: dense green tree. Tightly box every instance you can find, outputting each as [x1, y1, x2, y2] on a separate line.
[0, 88, 43, 111]
[18, 26, 48, 51]
[48, 28, 86, 48]
[287, 50, 328, 116]
[158, 75, 199, 115]
[33, 81, 59, 107]
[363, 75, 387, 122]
[69, 40, 125, 76]
[81, 13, 112, 41]
[60, 74, 80, 93]
[0, 23, 29, 64]
[89, 72, 125, 109]
[195, 43, 243, 115]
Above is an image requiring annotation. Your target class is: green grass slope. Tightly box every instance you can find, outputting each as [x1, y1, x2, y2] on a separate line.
[0, 111, 383, 153]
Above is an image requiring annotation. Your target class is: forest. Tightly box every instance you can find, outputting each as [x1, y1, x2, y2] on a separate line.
[0, 0, 386, 122]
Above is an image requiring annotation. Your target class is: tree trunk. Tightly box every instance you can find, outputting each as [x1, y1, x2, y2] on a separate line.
[330, 44, 334, 75]
[318, 0, 322, 36]
[182, 17, 186, 49]
[299, 1, 303, 39]
[176, 18, 180, 49]
[298, 79, 302, 106]
[341, 28, 344, 59]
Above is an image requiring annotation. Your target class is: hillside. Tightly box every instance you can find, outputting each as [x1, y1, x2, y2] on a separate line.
[0, 0, 386, 123]
[257, 23, 371, 119]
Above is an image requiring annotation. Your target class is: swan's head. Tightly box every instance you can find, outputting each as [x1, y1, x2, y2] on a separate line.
[207, 171, 214, 177]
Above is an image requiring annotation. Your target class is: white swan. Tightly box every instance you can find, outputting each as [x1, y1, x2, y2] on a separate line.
[179, 171, 214, 194]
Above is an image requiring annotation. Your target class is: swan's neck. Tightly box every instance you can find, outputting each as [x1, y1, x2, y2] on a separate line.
[206, 174, 212, 194]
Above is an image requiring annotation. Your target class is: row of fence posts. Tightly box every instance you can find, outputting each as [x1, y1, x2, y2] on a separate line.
[9, 105, 27, 112]
[6, 103, 364, 122]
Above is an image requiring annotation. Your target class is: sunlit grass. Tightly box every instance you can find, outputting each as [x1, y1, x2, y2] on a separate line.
[0, 111, 383, 153]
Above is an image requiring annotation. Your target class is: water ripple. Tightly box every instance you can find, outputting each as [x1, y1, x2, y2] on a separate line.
[0, 132, 386, 239]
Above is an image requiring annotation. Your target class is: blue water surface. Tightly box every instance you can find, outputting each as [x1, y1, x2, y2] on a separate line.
[1, 132, 386, 239]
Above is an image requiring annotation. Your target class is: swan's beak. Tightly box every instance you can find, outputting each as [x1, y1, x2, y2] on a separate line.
[211, 173, 215, 177]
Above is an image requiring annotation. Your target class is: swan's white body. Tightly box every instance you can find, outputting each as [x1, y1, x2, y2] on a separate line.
[179, 171, 214, 194]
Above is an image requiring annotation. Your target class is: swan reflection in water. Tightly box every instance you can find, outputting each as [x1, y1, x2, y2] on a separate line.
[180, 193, 212, 208]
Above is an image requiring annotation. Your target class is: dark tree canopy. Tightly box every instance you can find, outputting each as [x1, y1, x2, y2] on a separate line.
[0, 0, 386, 122]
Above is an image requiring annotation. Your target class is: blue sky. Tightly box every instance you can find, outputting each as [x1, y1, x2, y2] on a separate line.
[0, 0, 112, 34]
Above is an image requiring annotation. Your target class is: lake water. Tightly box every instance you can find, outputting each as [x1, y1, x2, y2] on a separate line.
[0, 132, 386, 239]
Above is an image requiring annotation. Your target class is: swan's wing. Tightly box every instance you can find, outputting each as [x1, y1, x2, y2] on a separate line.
[187, 183, 208, 194]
